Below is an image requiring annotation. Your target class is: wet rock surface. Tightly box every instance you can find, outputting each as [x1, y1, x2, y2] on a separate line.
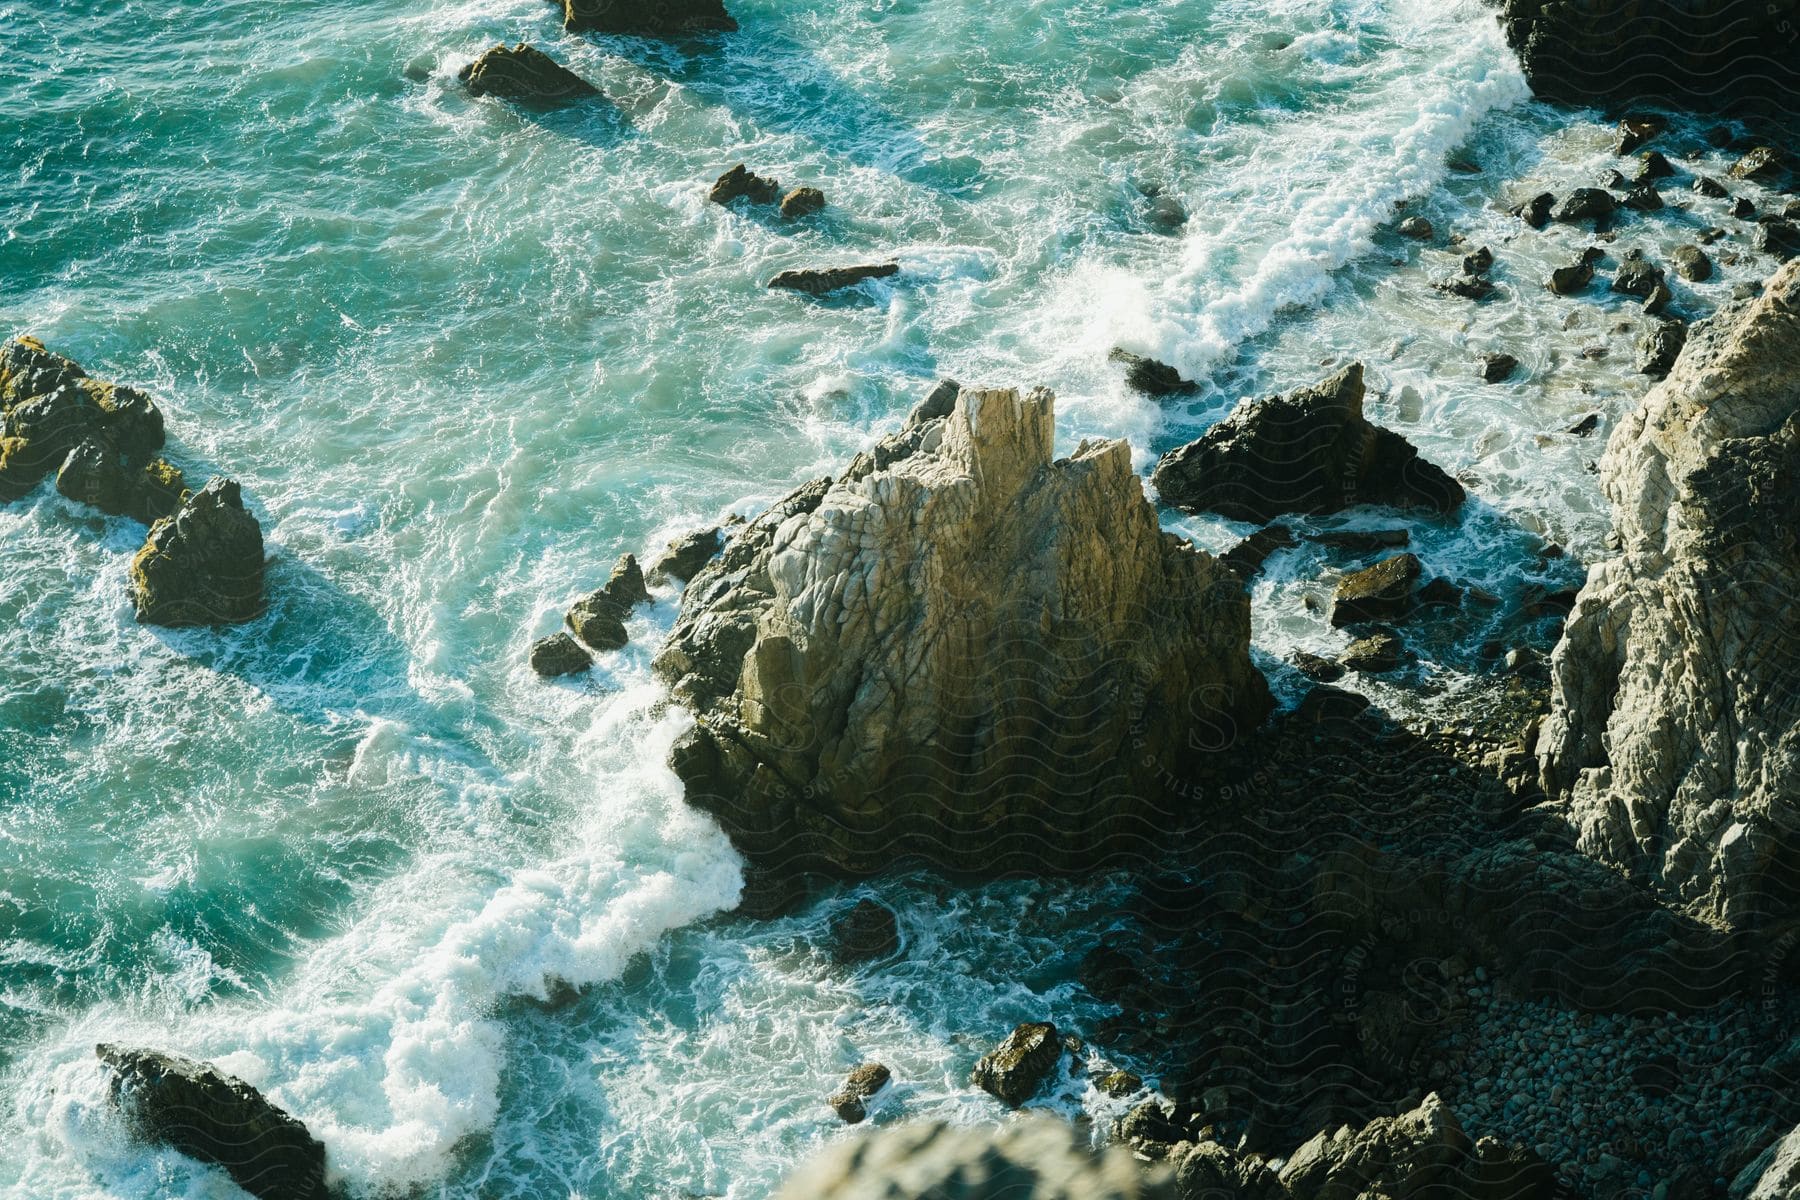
[458, 43, 600, 103]
[128, 478, 265, 627]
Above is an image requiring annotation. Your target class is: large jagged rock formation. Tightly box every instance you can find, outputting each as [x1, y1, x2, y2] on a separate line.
[458, 43, 600, 104]
[655, 382, 1270, 878]
[1539, 260, 1800, 929]
[129, 477, 266, 627]
[1493, 0, 1800, 117]
[1150, 364, 1465, 524]
[97, 1044, 328, 1200]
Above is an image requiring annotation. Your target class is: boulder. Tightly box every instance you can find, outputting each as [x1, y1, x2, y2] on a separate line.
[566, 552, 650, 650]
[1611, 253, 1665, 298]
[1331, 554, 1421, 627]
[710, 163, 780, 206]
[1732, 146, 1786, 183]
[0, 437, 39, 502]
[1432, 273, 1495, 300]
[97, 1044, 327, 1200]
[1617, 115, 1667, 155]
[82, 380, 165, 465]
[1150, 364, 1463, 523]
[1341, 629, 1405, 673]
[825, 1062, 890, 1124]
[458, 43, 600, 103]
[559, 0, 737, 35]
[1478, 352, 1517, 382]
[828, 898, 900, 963]
[1292, 650, 1345, 682]
[767, 263, 900, 295]
[1168, 1139, 1288, 1200]
[1149, 194, 1188, 232]
[530, 632, 592, 677]
[1221, 523, 1296, 579]
[1462, 246, 1494, 275]
[1635, 150, 1676, 181]
[56, 438, 183, 522]
[1637, 319, 1688, 378]
[1694, 175, 1730, 198]
[656, 384, 1270, 876]
[1737, 198, 1760, 220]
[128, 477, 265, 627]
[972, 1022, 1062, 1107]
[774, 1118, 1173, 1200]
[1673, 244, 1714, 282]
[1547, 257, 1596, 295]
[647, 526, 723, 584]
[1109, 348, 1197, 397]
[1539, 258, 1800, 928]
[779, 186, 826, 219]
[1, 384, 103, 485]
[1510, 192, 1554, 229]
[1554, 188, 1615, 224]
[1623, 184, 1663, 211]
[1398, 216, 1433, 240]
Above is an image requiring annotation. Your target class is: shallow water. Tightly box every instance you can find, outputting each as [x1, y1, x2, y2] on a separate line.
[2, 0, 1793, 1196]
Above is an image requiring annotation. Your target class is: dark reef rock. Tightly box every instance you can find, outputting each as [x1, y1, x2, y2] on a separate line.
[1478, 352, 1517, 382]
[767, 263, 900, 295]
[1398, 216, 1434, 240]
[128, 478, 265, 627]
[97, 1044, 328, 1200]
[1638, 319, 1688, 378]
[1673, 244, 1714, 282]
[1341, 629, 1406, 673]
[1151, 363, 1464, 523]
[710, 164, 780, 206]
[559, 0, 738, 35]
[1510, 192, 1554, 228]
[530, 632, 592, 677]
[1110, 347, 1197, 397]
[972, 1022, 1062, 1108]
[458, 43, 600, 103]
[1611, 253, 1665, 298]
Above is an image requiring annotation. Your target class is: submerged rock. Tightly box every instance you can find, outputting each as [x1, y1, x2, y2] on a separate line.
[972, 1022, 1061, 1108]
[97, 1044, 328, 1200]
[710, 163, 780, 206]
[128, 478, 265, 627]
[825, 1062, 890, 1124]
[656, 383, 1269, 876]
[559, 0, 738, 35]
[1150, 363, 1464, 523]
[767, 262, 900, 295]
[1539, 258, 1800, 928]
[458, 43, 600, 103]
[1478, 352, 1517, 382]
[828, 898, 899, 963]
[530, 632, 593, 677]
[1109, 347, 1196, 397]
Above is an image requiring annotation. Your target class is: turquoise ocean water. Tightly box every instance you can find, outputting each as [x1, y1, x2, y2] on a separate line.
[1, 1, 1782, 1195]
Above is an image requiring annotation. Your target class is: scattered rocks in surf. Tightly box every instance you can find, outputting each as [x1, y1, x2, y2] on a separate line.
[1477, 352, 1517, 383]
[826, 1063, 890, 1124]
[530, 631, 593, 677]
[646, 525, 723, 584]
[1150, 363, 1464, 522]
[129, 478, 266, 627]
[710, 163, 781, 207]
[565, 552, 650, 652]
[828, 898, 900, 963]
[972, 1022, 1062, 1108]
[558, 0, 738, 35]
[458, 43, 600, 104]
[97, 1044, 328, 1200]
[767, 263, 900, 295]
[1109, 347, 1196, 397]
[1554, 188, 1616, 224]
[1331, 552, 1421, 627]
[779, 186, 826, 219]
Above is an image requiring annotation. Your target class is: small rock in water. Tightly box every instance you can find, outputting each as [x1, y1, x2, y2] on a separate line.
[1342, 629, 1406, 673]
[1512, 192, 1555, 229]
[1478, 352, 1517, 383]
[1616, 115, 1667, 155]
[1433, 273, 1495, 300]
[1638, 320, 1688, 379]
[1462, 245, 1494, 275]
[767, 262, 900, 295]
[1567, 413, 1600, 437]
[1623, 184, 1663, 211]
[1556, 188, 1616, 223]
[1398, 216, 1434, 240]
[458, 43, 601, 104]
[1692, 175, 1729, 198]
[1611, 255, 1665, 298]
[1643, 282, 1675, 315]
[530, 632, 592, 677]
[1096, 1070, 1142, 1098]
[647, 526, 724, 584]
[1148, 194, 1187, 232]
[1292, 650, 1345, 683]
[129, 477, 265, 627]
[1332, 553, 1421, 627]
[1729, 145, 1784, 182]
[828, 898, 900, 963]
[1634, 151, 1675, 182]
[826, 1062, 891, 1124]
[710, 163, 781, 206]
[972, 1022, 1061, 1108]
[1671, 244, 1712, 282]
[779, 187, 826, 219]
[1108, 347, 1196, 397]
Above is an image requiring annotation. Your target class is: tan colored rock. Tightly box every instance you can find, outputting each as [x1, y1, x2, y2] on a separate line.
[654, 383, 1269, 876]
[1539, 259, 1800, 928]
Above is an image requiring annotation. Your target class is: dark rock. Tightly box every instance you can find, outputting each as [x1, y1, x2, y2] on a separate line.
[1638, 319, 1688, 378]
[130, 458, 188, 525]
[1611, 255, 1665, 298]
[1114, 1099, 1186, 1150]
[972, 1022, 1061, 1108]
[826, 1062, 890, 1124]
[56, 438, 133, 516]
[1292, 650, 1345, 682]
[1693, 175, 1729, 198]
[128, 478, 264, 627]
[1311, 528, 1409, 552]
[1671, 244, 1713, 281]
[1447, 155, 1482, 174]
[1616, 115, 1667, 155]
[1599, 168, 1628, 190]
[828, 899, 899, 963]
[82, 380, 165, 466]
[1634, 150, 1675, 181]
[1433, 273, 1495, 300]
[1731, 146, 1785, 182]
[1150, 364, 1464, 522]
[566, 553, 650, 650]
[1097, 1070, 1142, 1098]
[1756, 218, 1800, 261]
[0, 437, 41, 502]
[1461, 246, 1494, 275]
[1149, 194, 1187, 231]
[1643, 282, 1675, 315]
[559, 0, 738, 35]
[1734, 196, 1758, 219]
[1417, 576, 1463, 609]
[458, 43, 599, 103]
[1510, 192, 1554, 229]
[768, 262, 900, 295]
[1332, 553, 1421, 627]
[1566, 413, 1600, 437]
[1623, 184, 1663, 211]
[647, 526, 724, 584]
[0, 335, 87, 411]
[1, 384, 103, 485]
[529, 632, 592, 677]
[1478, 352, 1517, 382]
[710, 163, 780, 206]
[97, 1044, 327, 1200]
[1109, 347, 1196, 397]
[1547, 259, 1595, 295]
[1341, 629, 1405, 673]
[1554, 188, 1615, 223]
[779, 186, 826, 219]
[1221, 523, 1296, 579]
[1398, 216, 1433, 240]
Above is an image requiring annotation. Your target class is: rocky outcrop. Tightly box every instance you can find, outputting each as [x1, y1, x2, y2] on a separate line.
[97, 1044, 328, 1200]
[1277, 1094, 1553, 1200]
[1734, 1125, 1800, 1200]
[0, 337, 169, 508]
[1539, 259, 1800, 929]
[531, 632, 593, 677]
[1151, 364, 1464, 523]
[566, 553, 649, 651]
[768, 263, 900, 296]
[775, 1118, 1174, 1200]
[1494, 0, 1800, 117]
[647, 525, 723, 584]
[972, 1022, 1062, 1107]
[710, 164, 780, 207]
[559, 0, 738, 35]
[1332, 554, 1422, 627]
[780, 187, 826, 219]
[1110, 348, 1197, 397]
[826, 1062, 890, 1124]
[128, 478, 265, 627]
[654, 383, 1269, 876]
[458, 43, 599, 103]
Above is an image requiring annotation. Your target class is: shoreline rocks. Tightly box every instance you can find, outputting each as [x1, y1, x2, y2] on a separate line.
[1150, 364, 1464, 523]
[129, 478, 266, 627]
[1539, 258, 1800, 929]
[97, 1044, 328, 1200]
[654, 382, 1269, 878]
[458, 43, 600, 104]
[565, 552, 650, 651]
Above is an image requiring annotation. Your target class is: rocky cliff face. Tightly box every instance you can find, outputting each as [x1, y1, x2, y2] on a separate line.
[1494, 0, 1800, 116]
[1539, 259, 1800, 929]
[655, 382, 1270, 879]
